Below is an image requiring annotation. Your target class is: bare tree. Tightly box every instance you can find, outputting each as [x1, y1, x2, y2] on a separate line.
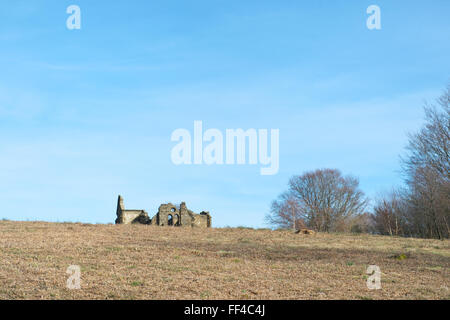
[266, 191, 304, 230]
[402, 86, 450, 181]
[401, 85, 450, 239]
[407, 165, 449, 239]
[266, 169, 368, 232]
[372, 189, 409, 236]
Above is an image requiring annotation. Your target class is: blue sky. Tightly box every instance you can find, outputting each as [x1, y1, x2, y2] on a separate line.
[0, 0, 449, 227]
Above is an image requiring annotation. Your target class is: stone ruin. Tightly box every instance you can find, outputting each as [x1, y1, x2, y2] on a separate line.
[115, 195, 212, 228]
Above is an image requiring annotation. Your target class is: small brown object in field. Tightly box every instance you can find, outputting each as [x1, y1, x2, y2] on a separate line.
[294, 228, 315, 235]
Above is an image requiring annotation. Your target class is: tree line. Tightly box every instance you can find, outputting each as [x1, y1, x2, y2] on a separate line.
[266, 85, 449, 239]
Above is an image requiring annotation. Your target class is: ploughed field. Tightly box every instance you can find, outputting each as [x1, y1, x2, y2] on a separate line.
[0, 221, 448, 299]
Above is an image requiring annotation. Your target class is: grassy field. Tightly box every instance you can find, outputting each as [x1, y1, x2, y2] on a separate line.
[0, 220, 448, 300]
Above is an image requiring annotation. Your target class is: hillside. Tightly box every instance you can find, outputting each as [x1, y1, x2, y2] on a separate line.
[0, 221, 448, 299]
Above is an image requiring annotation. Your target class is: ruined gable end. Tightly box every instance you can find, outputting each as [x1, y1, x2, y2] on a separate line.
[115, 195, 151, 225]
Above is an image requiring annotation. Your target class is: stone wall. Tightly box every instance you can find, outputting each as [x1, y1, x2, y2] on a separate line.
[150, 202, 211, 228]
[115, 195, 151, 224]
[114, 196, 211, 228]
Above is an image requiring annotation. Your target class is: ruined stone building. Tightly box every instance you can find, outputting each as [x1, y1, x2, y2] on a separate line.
[115, 195, 212, 228]
[115, 195, 151, 225]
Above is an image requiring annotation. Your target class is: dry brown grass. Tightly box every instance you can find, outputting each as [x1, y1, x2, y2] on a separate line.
[0, 220, 449, 300]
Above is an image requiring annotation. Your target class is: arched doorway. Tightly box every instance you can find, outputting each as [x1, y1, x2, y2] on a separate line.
[168, 214, 173, 226]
